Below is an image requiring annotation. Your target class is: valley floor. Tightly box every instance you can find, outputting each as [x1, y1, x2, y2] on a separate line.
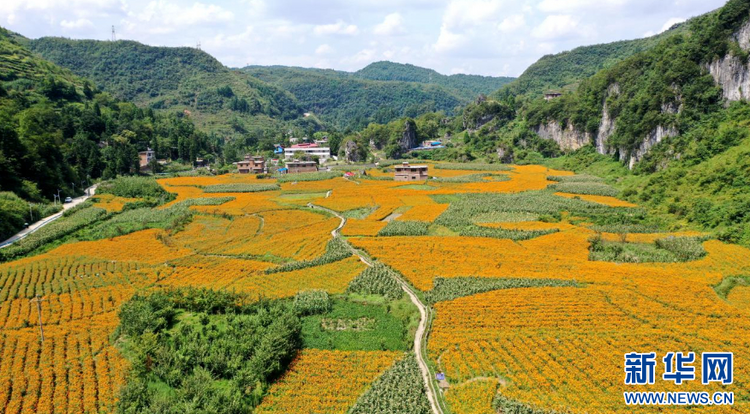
[0, 163, 747, 413]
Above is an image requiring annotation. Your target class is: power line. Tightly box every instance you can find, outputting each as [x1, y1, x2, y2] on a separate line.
[30, 294, 47, 346]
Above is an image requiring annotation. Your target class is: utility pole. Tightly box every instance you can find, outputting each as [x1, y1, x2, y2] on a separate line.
[30, 294, 46, 346]
[29, 204, 33, 222]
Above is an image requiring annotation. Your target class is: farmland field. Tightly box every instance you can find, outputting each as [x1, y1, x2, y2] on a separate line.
[0, 162, 748, 413]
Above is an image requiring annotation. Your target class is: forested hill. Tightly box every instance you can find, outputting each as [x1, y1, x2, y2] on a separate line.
[354, 61, 514, 99]
[0, 26, 219, 238]
[240, 62, 513, 130]
[26, 37, 308, 137]
[494, 21, 691, 99]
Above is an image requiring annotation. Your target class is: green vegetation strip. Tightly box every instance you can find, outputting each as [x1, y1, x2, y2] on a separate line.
[276, 171, 341, 183]
[265, 237, 352, 274]
[433, 173, 510, 183]
[425, 277, 578, 304]
[589, 235, 707, 263]
[548, 182, 619, 197]
[349, 354, 431, 414]
[347, 263, 404, 300]
[547, 174, 605, 183]
[434, 163, 511, 171]
[378, 221, 430, 237]
[98, 176, 172, 199]
[714, 275, 750, 299]
[202, 183, 280, 193]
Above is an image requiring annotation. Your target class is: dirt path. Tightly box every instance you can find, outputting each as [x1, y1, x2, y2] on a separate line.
[307, 203, 445, 414]
[0, 185, 98, 249]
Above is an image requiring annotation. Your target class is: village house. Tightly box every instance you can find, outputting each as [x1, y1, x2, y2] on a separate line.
[394, 162, 428, 181]
[286, 160, 318, 174]
[138, 148, 155, 169]
[284, 143, 332, 163]
[235, 155, 266, 174]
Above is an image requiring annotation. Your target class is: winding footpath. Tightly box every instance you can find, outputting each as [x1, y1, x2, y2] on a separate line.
[308, 203, 446, 414]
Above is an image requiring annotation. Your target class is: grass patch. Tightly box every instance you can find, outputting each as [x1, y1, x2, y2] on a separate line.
[396, 184, 436, 190]
[300, 297, 412, 351]
[342, 206, 378, 219]
[99, 176, 172, 199]
[473, 211, 540, 223]
[714, 275, 750, 299]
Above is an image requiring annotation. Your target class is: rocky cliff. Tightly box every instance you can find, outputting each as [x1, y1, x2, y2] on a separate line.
[707, 20, 750, 101]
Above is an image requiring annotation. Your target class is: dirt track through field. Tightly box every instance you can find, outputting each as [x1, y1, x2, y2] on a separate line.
[308, 203, 445, 414]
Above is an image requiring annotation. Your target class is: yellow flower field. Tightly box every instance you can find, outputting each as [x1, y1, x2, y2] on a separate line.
[1, 163, 748, 413]
[255, 349, 401, 414]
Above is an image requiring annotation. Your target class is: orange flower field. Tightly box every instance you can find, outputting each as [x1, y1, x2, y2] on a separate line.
[255, 350, 401, 414]
[0, 163, 748, 413]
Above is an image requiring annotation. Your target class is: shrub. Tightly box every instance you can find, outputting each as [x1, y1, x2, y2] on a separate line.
[654, 236, 707, 261]
[589, 234, 706, 263]
[378, 221, 429, 237]
[98, 176, 170, 199]
[293, 290, 331, 315]
[347, 263, 403, 300]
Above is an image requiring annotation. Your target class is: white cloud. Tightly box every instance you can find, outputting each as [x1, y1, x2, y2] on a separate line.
[344, 48, 377, 64]
[533, 14, 592, 40]
[315, 43, 333, 55]
[374, 12, 405, 36]
[313, 20, 358, 36]
[659, 17, 686, 33]
[498, 14, 525, 33]
[60, 18, 94, 29]
[538, 0, 627, 13]
[137, 1, 234, 26]
[442, 0, 505, 30]
[433, 26, 467, 53]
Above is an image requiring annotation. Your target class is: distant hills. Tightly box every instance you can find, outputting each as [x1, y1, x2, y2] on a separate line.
[26, 37, 309, 137]
[241, 61, 514, 129]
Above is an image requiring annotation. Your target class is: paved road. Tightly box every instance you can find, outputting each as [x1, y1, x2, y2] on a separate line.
[0, 185, 98, 249]
[308, 203, 445, 414]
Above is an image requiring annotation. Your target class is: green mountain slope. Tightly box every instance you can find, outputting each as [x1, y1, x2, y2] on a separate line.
[495, 22, 690, 99]
[27, 37, 306, 136]
[0, 26, 215, 239]
[354, 61, 514, 99]
[241, 62, 513, 129]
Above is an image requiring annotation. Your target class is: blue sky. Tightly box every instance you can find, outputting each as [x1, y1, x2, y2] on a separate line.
[0, 0, 728, 76]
